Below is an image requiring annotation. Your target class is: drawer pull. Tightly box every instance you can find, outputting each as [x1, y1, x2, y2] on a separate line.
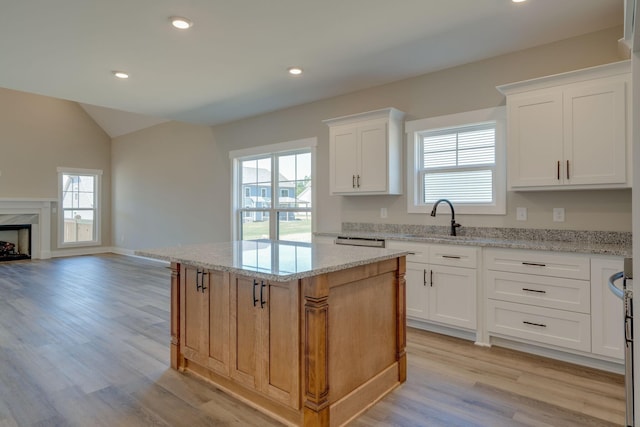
[522, 262, 546, 267]
[522, 288, 546, 294]
[442, 255, 461, 259]
[523, 321, 547, 328]
[408, 252, 417, 255]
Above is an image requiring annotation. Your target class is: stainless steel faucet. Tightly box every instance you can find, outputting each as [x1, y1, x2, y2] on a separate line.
[430, 199, 461, 236]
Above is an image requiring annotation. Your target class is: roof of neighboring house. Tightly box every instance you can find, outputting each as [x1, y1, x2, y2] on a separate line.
[242, 166, 295, 188]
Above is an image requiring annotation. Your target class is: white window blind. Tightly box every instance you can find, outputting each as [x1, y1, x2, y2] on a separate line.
[419, 123, 496, 205]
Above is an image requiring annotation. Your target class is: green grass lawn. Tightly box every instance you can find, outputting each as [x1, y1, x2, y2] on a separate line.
[242, 218, 312, 241]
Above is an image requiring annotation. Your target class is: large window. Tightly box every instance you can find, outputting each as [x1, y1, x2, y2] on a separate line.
[406, 107, 506, 215]
[57, 167, 102, 246]
[230, 138, 316, 242]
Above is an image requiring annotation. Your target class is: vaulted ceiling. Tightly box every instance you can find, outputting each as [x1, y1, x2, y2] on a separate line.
[0, 0, 623, 137]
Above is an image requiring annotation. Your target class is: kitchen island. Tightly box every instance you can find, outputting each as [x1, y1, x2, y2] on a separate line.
[137, 240, 407, 427]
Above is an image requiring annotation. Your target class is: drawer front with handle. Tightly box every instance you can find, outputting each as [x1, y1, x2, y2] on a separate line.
[386, 240, 429, 264]
[487, 299, 591, 352]
[429, 245, 477, 268]
[485, 249, 590, 280]
[486, 271, 590, 313]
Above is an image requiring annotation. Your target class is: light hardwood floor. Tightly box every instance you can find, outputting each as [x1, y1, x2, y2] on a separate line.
[0, 254, 625, 426]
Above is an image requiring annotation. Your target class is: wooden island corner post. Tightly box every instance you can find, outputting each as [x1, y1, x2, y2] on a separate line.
[301, 255, 407, 426]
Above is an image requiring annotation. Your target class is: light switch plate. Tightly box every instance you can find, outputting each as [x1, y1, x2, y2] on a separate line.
[516, 207, 527, 221]
[380, 207, 387, 218]
[553, 208, 565, 222]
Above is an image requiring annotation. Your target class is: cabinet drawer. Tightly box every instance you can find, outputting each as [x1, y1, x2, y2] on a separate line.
[429, 245, 477, 268]
[487, 300, 591, 352]
[486, 271, 590, 313]
[386, 240, 428, 264]
[485, 249, 590, 280]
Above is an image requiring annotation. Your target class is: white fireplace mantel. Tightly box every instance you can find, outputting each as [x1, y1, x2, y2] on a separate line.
[0, 198, 55, 259]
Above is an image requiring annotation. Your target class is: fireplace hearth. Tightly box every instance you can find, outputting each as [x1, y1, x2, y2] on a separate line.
[0, 224, 31, 262]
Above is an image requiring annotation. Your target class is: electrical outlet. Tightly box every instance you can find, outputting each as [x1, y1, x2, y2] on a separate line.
[553, 208, 565, 222]
[380, 207, 388, 218]
[516, 207, 527, 221]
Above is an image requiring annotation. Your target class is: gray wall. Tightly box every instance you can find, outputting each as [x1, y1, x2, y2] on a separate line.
[0, 87, 112, 252]
[111, 25, 630, 250]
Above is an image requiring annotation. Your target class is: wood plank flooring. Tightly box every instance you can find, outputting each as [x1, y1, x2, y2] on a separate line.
[0, 254, 625, 426]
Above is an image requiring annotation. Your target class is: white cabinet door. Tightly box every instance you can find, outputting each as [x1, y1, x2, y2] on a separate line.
[590, 257, 624, 360]
[508, 90, 564, 188]
[500, 62, 631, 190]
[405, 262, 429, 320]
[358, 122, 388, 192]
[429, 265, 477, 329]
[325, 108, 404, 195]
[563, 79, 627, 185]
[330, 126, 359, 193]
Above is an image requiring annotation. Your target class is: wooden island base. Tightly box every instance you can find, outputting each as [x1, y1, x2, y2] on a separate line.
[169, 257, 406, 427]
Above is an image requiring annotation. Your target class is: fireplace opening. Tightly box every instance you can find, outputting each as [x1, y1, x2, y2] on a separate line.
[0, 224, 31, 262]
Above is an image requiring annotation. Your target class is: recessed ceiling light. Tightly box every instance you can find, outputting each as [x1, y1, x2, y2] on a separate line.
[170, 16, 193, 29]
[112, 71, 129, 79]
[288, 66, 303, 76]
[512, 0, 526, 3]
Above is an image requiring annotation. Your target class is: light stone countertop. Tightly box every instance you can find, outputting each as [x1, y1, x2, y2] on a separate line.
[135, 239, 408, 282]
[315, 230, 632, 257]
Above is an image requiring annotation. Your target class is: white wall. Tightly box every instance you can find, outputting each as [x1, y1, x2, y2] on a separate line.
[0, 87, 112, 252]
[111, 26, 630, 251]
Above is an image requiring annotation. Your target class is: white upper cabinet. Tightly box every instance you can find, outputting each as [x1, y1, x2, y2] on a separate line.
[324, 108, 405, 195]
[498, 61, 631, 190]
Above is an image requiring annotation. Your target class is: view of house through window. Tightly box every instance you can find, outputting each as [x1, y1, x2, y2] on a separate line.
[239, 150, 312, 242]
[58, 169, 101, 245]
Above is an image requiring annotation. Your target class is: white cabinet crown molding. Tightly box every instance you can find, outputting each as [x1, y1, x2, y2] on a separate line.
[497, 60, 631, 95]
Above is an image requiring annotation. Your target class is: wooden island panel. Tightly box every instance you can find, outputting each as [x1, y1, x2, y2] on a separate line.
[170, 256, 406, 427]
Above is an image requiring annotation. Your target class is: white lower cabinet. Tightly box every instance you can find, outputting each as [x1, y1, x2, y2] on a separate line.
[486, 248, 625, 364]
[485, 248, 592, 353]
[387, 241, 477, 331]
[590, 257, 624, 360]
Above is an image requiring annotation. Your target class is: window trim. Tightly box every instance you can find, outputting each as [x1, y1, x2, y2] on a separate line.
[406, 107, 506, 215]
[229, 137, 317, 241]
[57, 167, 102, 248]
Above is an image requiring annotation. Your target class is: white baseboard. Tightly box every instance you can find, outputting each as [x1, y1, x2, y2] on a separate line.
[50, 246, 115, 258]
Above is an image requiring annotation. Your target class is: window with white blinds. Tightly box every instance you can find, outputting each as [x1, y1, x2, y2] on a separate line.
[420, 123, 495, 204]
[406, 107, 506, 215]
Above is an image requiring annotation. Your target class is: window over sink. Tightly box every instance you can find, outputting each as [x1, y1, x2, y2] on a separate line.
[406, 107, 506, 215]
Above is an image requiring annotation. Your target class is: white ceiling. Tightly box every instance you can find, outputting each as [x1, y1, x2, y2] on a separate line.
[0, 0, 624, 137]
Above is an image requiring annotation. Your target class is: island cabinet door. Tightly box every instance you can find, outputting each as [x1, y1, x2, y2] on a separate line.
[230, 275, 300, 409]
[180, 267, 230, 376]
[230, 275, 262, 390]
[260, 279, 300, 409]
[180, 266, 207, 366]
[207, 270, 230, 376]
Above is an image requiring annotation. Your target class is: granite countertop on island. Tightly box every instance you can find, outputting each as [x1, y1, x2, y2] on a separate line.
[316, 224, 632, 257]
[136, 239, 409, 282]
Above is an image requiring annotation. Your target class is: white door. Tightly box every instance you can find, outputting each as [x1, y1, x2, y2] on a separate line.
[563, 78, 627, 185]
[508, 90, 564, 188]
[590, 257, 624, 360]
[429, 265, 477, 329]
[405, 262, 429, 320]
[358, 122, 388, 192]
[330, 126, 358, 193]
